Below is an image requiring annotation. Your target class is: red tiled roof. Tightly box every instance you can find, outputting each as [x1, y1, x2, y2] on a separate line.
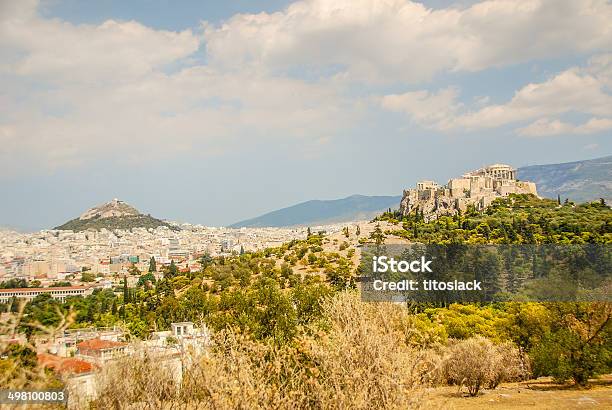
[38, 353, 96, 375]
[77, 337, 127, 351]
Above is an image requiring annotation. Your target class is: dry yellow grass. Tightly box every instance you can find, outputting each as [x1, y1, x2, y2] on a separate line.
[428, 375, 612, 409]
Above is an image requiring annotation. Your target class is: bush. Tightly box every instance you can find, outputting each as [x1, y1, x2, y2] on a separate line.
[488, 341, 529, 388]
[93, 347, 180, 408]
[443, 336, 526, 396]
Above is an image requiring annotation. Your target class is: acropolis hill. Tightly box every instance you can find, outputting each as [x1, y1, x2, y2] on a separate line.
[400, 164, 538, 221]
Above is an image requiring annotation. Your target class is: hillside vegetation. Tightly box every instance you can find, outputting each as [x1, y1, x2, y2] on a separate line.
[54, 214, 176, 232]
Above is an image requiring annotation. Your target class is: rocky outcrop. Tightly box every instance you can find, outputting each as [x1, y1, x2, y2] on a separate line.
[400, 164, 538, 221]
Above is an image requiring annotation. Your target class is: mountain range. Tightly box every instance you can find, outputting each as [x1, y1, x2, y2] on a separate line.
[231, 155, 611, 228]
[517, 155, 612, 204]
[229, 195, 402, 228]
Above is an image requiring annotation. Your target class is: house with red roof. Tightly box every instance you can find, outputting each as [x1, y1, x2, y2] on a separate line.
[76, 337, 127, 362]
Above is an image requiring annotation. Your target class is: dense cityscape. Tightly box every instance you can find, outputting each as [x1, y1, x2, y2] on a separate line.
[0, 222, 349, 290]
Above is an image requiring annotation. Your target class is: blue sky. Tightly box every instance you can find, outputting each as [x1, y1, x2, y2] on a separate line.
[1, 0, 611, 231]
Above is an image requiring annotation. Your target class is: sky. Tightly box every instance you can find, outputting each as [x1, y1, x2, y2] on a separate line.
[1, 0, 611, 231]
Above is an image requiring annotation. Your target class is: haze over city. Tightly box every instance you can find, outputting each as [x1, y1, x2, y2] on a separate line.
[1, 0, 611, 230]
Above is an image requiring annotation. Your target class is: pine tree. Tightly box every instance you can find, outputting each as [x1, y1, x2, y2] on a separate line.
[356, 225, 360, 236]
[557, 194, 561, 205]
[240, 245, 245, 255]
[307, 227, 312, 238]
[370, 223, 385, 246]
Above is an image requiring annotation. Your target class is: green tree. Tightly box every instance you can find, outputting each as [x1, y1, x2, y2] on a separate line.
[531, 303, 611, 385]
[80, 271, 96, 282]
[164, 260, 179, 278]
[123, 276, 129, 304]
[370, 223, 385, 245]
[199, 253, 213, 270]
[137, 273, 156, 288]
[128, 263, 140, 276]
[148, 256, 157, 272]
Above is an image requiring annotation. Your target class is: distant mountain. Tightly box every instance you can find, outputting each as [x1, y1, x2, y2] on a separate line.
[54, 199, 177, 231]
[230, 195, 402, 228]
[518, 155, 612, 203]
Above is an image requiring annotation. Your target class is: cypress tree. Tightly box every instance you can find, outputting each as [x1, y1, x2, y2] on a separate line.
[149, 256, 157, 272]
[123, 276, 129, 304]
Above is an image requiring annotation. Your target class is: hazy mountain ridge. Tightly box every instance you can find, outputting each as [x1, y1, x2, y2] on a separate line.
[232, 156, 611, 228]
[54, 199, 177, 231]
[230, 195, 402, 228]
[517, 155, 612, 203]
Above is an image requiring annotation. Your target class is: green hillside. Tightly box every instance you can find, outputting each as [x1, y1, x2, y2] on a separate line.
[55, 214, 176, 232]
[54, 199, 177, 231]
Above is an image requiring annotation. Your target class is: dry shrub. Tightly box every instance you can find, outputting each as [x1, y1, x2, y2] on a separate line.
[91, 346, 180, 409]
[488, 341, 530, 389]
[0, 301, 68, 409]
[182, 291, 428, 409]
[306, 291, 425, 409]
[92, 292, 428, 409]
[442, 336, 527, 396]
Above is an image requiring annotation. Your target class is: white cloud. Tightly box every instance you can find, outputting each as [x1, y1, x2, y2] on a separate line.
[456, 68, 612, 129]
[1, 0, 611, 174]
[576, 118, 612, 134]
[518, 117, 612, 137]
[0, 1, 355, 174]
[380, 87, 461, 129]
[203, 0, 612, 83]
[0, 1, 200, 83]
[380, 56, 612, 134]
[516, 118, 573, 137]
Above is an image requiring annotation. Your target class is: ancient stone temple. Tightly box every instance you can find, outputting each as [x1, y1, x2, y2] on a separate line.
[399, 164, 538, 221]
